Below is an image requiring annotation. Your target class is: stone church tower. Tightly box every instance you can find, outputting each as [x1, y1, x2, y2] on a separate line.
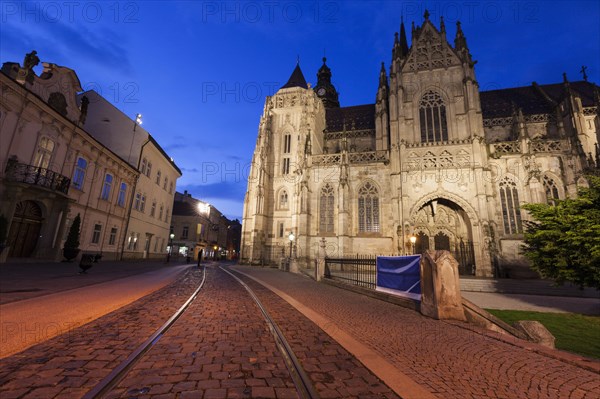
[242, 12, 600, 278]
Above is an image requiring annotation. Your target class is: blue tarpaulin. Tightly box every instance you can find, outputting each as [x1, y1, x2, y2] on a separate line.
[376, 255, 421, 300]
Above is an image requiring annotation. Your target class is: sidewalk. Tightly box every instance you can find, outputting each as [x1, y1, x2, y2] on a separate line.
[231, 265, 600, 399]
[0, 259, 189, 304]
[462, 291, 600, 315]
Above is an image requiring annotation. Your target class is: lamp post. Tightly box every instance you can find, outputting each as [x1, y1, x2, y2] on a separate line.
[288, 232, 295, 258]
[213, 245, 218, 261]
[410, 235, 417, 255]
[167, 233, 175, 262]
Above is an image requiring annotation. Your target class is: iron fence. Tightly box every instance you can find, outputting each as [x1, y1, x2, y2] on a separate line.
[324, 255, 378, 289]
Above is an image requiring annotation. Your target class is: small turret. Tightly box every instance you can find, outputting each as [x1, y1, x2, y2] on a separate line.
[315, 57, 340, 108]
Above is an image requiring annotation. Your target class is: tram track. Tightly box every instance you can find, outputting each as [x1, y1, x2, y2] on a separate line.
[82, 263, 320, 399]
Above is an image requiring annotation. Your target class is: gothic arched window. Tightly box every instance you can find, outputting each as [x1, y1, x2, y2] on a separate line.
[279, 189, 288, 209]
[543, 175, 560, 204]
[358, 182, 380, 233]
[419, 91, 448, 143]
[499, 178, 523, 234]
[319, 184, 335, 233]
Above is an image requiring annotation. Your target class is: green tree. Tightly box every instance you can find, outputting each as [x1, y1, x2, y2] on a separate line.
[64, 214, 81, 251]
[522, 176, 600, 289]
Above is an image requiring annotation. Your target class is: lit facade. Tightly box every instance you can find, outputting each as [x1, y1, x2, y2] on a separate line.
[241, 14, 599, 277]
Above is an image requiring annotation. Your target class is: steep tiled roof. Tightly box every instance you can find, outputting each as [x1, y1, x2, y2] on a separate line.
[481, 81, 598, 118]
[280, 64, 308, 90]
[172, 201, 199, 216]
[325, 104, 375, 132]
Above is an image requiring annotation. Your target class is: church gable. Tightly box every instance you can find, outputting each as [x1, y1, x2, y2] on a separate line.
[403, 19, 461, 73]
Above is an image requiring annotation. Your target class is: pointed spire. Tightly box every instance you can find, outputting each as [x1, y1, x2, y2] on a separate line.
[454, 21, 467, 51]
[399, 16, 409, 57]
[281, 63, 308, 90]
[423, 9, 430, 20]
[440, 16, 446, 35]
[379, 62, 388, 87]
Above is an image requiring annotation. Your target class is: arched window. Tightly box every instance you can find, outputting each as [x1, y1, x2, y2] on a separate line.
[419, 91, 448, 143]
[358, 182, 380, 232]
[499, 178, 523, 234]
[156, 170, 161, 185]
[279, 189, 288, 209]
[283, 134, 291, 154]
[33, 137, 55, 169]
[543, 175, 560, 204]
[320, 184, 335, 233]
[101, 173, 113, 200]
[415, 232, 429, 254]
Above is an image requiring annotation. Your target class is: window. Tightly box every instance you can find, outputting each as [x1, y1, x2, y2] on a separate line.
[33, 137, 55, 169]
[499, 178, 523, 234]
[166, 207, 170, 222]
[117, 183, 127, 207]
[141, 158, 147, 175]
[279, 190, 288, 209]
[182, 226, 189, 239]
[283, 134, 291, 153]
[358, 182, 380, 233]
[101, 173, 113, 200]
[72, 157, 87, 190]
[419, 91, 448, 143]
[109, 228, 117, 245]
[156, 170, 161, 185]
[150, 201, 156, 217]
[169, 181, 173, 194]
[159, 205, 164, 220]
[278, 222, 284, 238]
[320, 184, 335, 233]
[543, 175, 560, 204]
[140, 194, 146, 212]
[134, 192, 141, 210]
[282, 158, 290, 174]
[164, 177, 168, 190]
[127, 232, 139, 250]
[92, 224, 102, 244]
[146, 162, 152, 177]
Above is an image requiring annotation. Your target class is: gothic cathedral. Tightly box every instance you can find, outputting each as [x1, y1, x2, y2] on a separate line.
[241, 13, 599, 278]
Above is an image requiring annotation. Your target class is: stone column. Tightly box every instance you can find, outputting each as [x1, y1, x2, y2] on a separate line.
[420, 250, 466, 321]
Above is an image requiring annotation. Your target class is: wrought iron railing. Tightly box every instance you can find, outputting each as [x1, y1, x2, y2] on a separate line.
[325, 247, 475, 288]
[325, 255, 378, 289]
[4, 159, 70, 195]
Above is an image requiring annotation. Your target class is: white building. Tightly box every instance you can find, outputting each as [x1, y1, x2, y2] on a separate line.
[241, 13, 599, 278]
[80, 90, 182, 260]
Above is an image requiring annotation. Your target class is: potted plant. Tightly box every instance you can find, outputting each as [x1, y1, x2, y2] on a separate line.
[63, 214, 81, 262]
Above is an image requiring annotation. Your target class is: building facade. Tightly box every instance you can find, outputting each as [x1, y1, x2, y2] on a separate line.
[171, 191, 240, 261]
[1, 53, 182, 262]
[1, 55, 138, 260]
[241, 14, 600, 277]
[80, 91, 182, 260]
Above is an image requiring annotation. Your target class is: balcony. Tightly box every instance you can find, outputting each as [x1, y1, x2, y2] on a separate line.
[4, 159, 70, 195]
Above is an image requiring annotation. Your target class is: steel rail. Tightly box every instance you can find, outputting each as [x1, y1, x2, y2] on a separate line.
[83, 264, 207, 399]
[220, 266, 320, 399]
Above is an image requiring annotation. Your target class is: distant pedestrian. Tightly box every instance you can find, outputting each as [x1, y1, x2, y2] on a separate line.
[197, 249, 203, 267]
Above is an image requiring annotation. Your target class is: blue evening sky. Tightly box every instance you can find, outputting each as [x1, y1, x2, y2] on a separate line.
[1, 1, 599, 220]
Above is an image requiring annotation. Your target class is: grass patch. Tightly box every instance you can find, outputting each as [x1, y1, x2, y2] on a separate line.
[486, 309, 600, 359]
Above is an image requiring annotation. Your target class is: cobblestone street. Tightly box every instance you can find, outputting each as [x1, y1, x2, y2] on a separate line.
[0, 262, 598, 398]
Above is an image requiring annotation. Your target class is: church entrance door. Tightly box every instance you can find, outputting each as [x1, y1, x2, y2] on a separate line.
[412, 198, 475, 275]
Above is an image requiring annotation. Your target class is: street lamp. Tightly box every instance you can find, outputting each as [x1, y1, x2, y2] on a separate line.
[213, 244, 218, 261]
[409, 235, 417, 255]
[288, 232, 295, 258]
[167, 232, 175, 262]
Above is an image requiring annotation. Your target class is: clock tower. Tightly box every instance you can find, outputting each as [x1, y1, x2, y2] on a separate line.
[314, 57, 340, 108]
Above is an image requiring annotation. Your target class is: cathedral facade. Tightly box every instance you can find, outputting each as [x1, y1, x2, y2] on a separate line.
[241, 13, 599, 277]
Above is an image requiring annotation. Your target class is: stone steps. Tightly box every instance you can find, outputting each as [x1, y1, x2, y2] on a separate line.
[459, 277, 599, 298]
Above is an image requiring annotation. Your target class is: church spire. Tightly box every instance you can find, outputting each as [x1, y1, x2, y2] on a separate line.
[315, 57, 340, 108]
[379, 62, 388, 88]
[281, 63, 308, 90]
[454, 21, 474, 65]
[399, 16, 409, 58]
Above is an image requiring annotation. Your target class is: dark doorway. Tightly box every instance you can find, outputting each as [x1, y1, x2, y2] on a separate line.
[415, 232, 429, 254]
[8, 201, 43, 257]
